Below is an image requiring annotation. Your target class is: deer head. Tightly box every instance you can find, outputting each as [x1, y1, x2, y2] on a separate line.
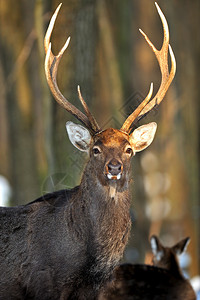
[150, 235, 190, 274]
[44, 3, 176, 191]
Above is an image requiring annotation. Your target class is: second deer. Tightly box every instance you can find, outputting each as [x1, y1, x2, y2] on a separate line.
[100, 236, 196, 300]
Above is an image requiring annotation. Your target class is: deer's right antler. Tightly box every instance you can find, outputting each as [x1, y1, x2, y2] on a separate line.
[44, 4, 100, 134]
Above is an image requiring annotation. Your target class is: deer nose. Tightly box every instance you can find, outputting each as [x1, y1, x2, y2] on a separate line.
[106, 159, 123, 179]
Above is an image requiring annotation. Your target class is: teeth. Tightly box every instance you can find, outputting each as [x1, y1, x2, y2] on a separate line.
[106, 173, 121, 180]
[117, 173, 121, 180]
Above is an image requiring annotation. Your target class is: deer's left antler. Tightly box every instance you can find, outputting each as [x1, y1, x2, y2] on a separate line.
[121, 2, 176, 134]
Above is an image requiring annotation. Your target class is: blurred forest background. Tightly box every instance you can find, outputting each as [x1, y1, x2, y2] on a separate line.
[0, 0, 199, 280]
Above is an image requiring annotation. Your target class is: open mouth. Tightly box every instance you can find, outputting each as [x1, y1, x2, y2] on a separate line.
[106, 173, 122, 180]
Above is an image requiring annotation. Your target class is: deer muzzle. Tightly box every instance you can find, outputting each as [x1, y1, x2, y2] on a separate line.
[105, 159, 123, 180]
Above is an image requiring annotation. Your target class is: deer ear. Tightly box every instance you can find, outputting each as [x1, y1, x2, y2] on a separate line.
[66, 121, 92, 152]
[129, 122, 157, 152]
[150, 235, 164, 261]
[172, 237, 190, 255]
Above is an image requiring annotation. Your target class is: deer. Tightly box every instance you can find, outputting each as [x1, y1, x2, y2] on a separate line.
[0, 3, 176, 300]
[99, 236, 196, 300]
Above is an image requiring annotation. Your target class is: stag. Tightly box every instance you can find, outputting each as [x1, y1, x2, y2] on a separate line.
[0, 3, 176, 299]
[100, 236, 196, 300]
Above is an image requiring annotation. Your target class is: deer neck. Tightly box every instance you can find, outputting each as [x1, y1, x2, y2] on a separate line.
[79, 163, 131, 234]
[80, 160, 131, 202]
[78, 161, 132, 271]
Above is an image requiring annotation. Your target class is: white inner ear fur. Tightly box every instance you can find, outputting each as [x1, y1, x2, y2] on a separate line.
[151, 237, 163, 261]
[151, 236, 159, 256]
[129, 122, 157, 153]
[66, 121, 92, 152]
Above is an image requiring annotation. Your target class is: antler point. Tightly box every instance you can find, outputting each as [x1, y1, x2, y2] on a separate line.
[155, 2, 160, 12]
[57, 3, 62, 10]
[139, 28, 146, 39]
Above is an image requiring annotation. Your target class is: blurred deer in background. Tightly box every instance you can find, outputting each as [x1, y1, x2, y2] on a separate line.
[100, 236, 196, 300]
[0, 3, 176, 300]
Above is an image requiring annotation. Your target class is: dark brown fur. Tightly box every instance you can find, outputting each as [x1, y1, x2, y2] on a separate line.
[0, 129, 133, 299]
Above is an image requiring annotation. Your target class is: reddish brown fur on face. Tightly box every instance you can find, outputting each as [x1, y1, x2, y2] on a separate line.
[89, 128, 132, 187]
[94, 128, 130, 148]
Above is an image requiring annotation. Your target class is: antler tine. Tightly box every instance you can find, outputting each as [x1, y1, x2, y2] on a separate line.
[44, 4, 100, 134]
[77, 86, 100, 132]
[121, 2, 176, 133]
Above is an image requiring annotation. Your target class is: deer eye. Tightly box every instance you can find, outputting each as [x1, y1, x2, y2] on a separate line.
[125, 147, 133, 155]
[92, 146, 101, 156]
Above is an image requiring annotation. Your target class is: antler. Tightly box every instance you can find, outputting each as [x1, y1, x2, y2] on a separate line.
[44, 3, 100, 134]
[121, 2, 176, 134]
